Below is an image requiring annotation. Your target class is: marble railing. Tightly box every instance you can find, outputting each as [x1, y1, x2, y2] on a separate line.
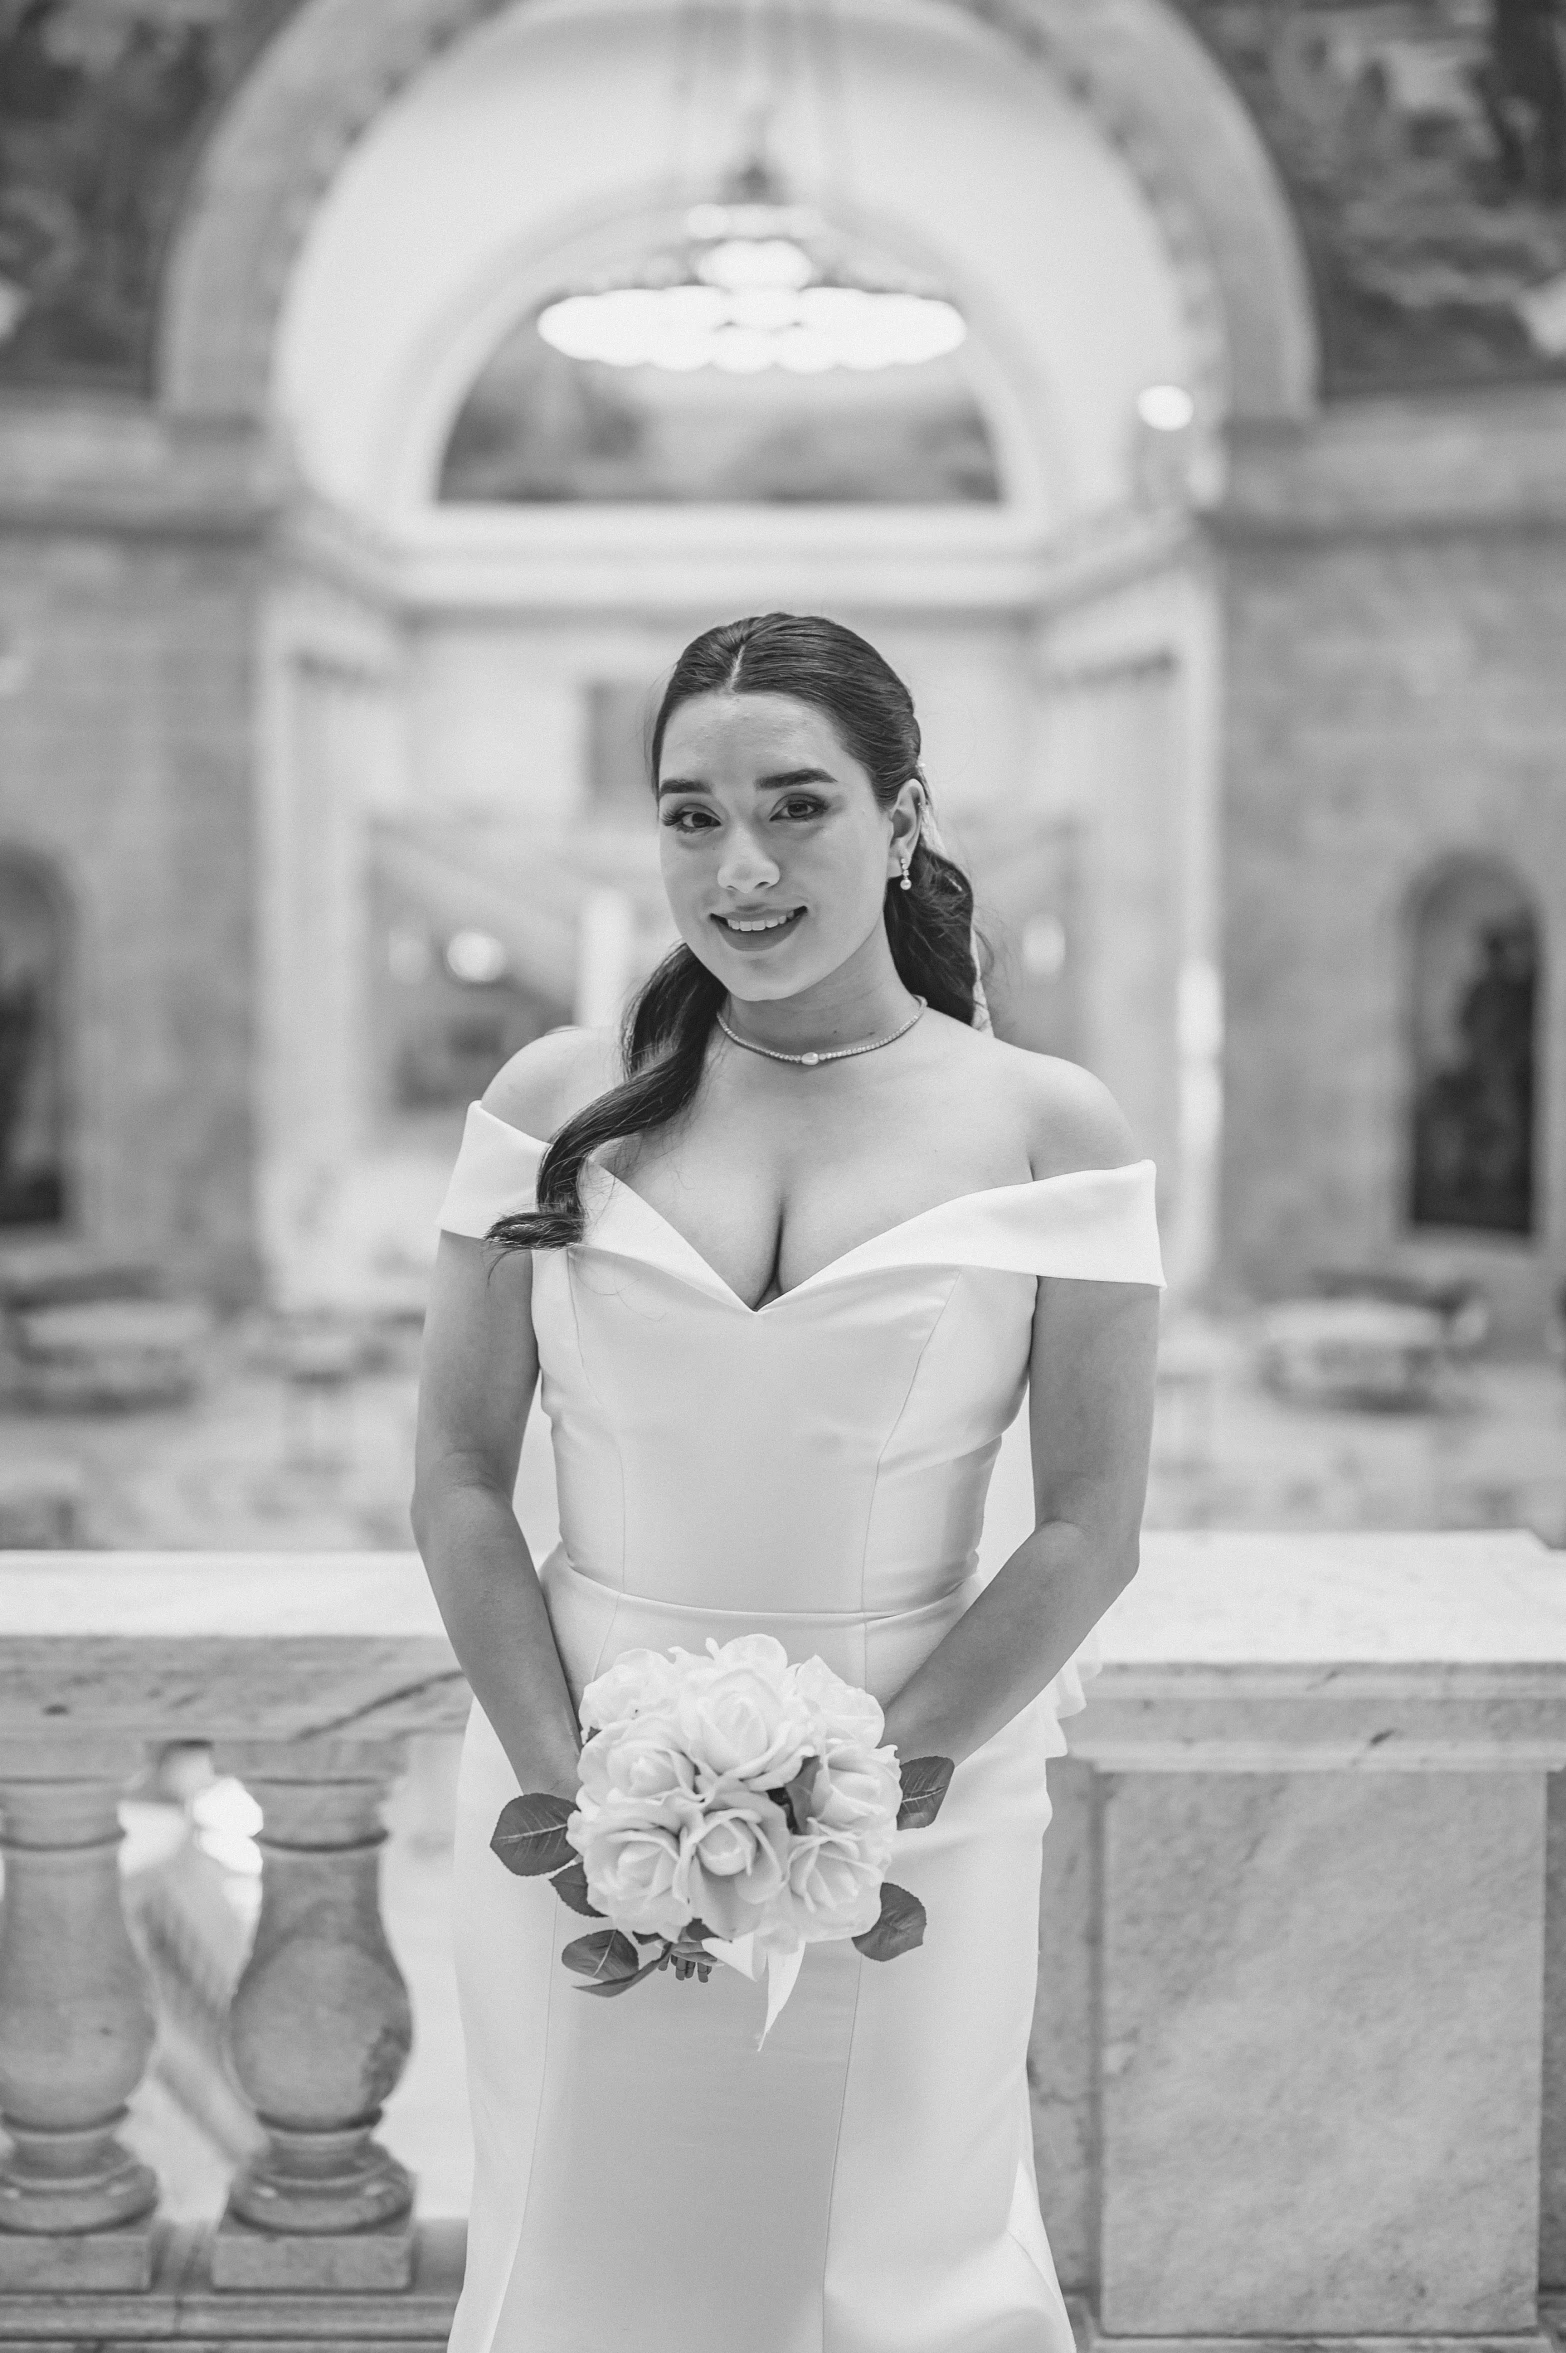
[0, 1531, 1562, 2351]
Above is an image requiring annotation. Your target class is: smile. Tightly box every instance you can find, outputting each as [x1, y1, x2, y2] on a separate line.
[713, 909, 805, 937]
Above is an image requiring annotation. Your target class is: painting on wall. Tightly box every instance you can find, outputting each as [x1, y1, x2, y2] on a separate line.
[1408, 859, 1538, 1236]
[0, 0, 300, 385]
[3, 0, 1565, 399]
[0, 855, 67, 1228]
[439, 316, 1004, 505]
[1175, 0, 1566, 389]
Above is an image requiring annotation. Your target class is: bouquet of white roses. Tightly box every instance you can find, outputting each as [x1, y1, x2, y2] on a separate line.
[492, 1634, 953, 2041]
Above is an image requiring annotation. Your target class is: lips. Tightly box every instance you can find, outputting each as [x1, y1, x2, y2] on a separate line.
[711, 908, 805, 941]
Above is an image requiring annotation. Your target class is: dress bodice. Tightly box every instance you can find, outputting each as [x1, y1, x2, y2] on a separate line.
[442, 1101, 1163, 2353]
[438, 1102, 1164, 1629]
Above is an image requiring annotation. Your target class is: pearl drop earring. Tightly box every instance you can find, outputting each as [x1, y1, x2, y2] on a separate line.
[898, 851, 913, 891]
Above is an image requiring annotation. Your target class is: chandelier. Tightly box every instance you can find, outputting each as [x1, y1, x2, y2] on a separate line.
[537, 3, 967, 378]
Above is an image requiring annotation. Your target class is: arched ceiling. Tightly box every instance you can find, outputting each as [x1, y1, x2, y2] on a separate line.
[270, 0, 1213, 527]
[156, 0, 1317, 525]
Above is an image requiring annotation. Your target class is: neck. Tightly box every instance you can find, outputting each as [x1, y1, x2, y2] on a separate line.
[724, 924, 917, 1054]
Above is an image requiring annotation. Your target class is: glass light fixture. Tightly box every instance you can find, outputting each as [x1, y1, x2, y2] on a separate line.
[540, 195, 966, 375]
[538, 0, 967, 382]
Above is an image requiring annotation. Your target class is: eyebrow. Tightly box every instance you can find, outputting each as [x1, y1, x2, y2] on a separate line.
[656, 767, 838, 798]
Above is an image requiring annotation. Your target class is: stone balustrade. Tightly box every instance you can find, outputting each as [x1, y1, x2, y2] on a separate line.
[0, 1552, 468, 2345]
[0, 1532, 1560, 2350]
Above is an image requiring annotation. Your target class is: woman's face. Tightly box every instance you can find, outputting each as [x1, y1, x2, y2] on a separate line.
[656, 690, 913, 1001]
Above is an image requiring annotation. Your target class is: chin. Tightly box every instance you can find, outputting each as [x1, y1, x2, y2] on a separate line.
[722, 940, 849, 999]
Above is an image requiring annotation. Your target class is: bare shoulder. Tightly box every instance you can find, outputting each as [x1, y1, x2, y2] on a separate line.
[976, 1035, 1139, 1179]
[481, 1026, 622, 1140]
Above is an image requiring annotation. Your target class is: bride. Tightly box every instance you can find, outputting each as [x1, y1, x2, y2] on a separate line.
[413, 612, 1162, 2353]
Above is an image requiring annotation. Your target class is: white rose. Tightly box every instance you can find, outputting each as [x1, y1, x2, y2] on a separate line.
[707, 1634, 792, 1678]
[792, 1655, 886, 1751]
[579, 1647, 682, 1735]
[677, 1660, 815, 1791]
[809, 1742, 901, 1852]
[672, 1793, 791, 1940]
[570, 1799, 691, 1938]
[577, 1714, 694, 1809]
[780, 1827, 886, 1942]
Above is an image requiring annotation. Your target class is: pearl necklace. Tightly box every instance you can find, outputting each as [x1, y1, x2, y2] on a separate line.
[716, 995, 928, 1068]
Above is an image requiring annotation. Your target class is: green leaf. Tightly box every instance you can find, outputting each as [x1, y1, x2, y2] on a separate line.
[562, 1928, 643, 1983]
[895, 1755, 954, 1831]
[549, 1857, 602, 1919]
[853, 1881, 927, 1963]
[490, 1793, 575, 1878]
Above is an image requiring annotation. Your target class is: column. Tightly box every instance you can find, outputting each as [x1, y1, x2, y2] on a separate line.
[212, 1739, 414, 2290]
[0, 1753, 159, 2289]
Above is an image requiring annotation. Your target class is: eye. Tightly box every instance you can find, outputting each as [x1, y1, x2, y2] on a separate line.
[775, 795, 826, 821]
[660, 805, 717, 835]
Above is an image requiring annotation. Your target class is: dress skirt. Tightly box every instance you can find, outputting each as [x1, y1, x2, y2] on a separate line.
[446, 1551, 1080, 2353]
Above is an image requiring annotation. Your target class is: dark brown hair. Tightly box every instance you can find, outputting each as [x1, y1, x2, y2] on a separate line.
[489, 612, 983, 1251]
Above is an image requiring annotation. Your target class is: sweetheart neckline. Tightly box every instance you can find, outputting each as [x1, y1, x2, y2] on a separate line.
[591, 1159, 1054, 1317]
[467, 1105, 1150, 1321]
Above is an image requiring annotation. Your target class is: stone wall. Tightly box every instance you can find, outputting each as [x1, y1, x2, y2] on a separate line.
[0, 408, 267, 1304]
[1217, 392, 1566, 1338]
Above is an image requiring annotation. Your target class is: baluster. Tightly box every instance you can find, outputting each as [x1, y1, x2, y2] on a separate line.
[212, 1739, 415, 2290]
[0, 1753, 159, 2289]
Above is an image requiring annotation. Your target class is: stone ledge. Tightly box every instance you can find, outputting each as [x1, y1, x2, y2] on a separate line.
[1, 1533, 1561, 1763]
[1085, 2331, 1552, 2353]
[1068, 2298, 1558, 2353]
[0, 2219, 462, 2345]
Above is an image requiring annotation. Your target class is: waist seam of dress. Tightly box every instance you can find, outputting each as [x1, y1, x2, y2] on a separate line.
[544, 1550, 978, 1625]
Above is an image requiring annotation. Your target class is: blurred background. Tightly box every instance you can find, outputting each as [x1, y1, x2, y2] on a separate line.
[0, 0, 1560, 1537]
[0, 0, 1563, 2232]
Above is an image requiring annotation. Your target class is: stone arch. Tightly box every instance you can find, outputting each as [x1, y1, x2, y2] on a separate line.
[156, 0, 1318, 428]
[377, 185, 1069, 519]
[1405, 854, 1541, 1238]
[0, 848, 71, 1230]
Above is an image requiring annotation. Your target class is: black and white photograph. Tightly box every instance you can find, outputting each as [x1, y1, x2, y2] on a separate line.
[0, 1, 1562, 2348]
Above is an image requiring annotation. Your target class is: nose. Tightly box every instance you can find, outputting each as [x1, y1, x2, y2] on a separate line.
[715, 826, 780, 897]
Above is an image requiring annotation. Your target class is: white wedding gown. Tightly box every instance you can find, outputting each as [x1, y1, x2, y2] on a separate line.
[436, 1104, 1164, 2353]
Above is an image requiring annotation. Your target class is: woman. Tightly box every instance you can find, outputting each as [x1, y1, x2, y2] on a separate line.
[413, 613, 1162, 2353]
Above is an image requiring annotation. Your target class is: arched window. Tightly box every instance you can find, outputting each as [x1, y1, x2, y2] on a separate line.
[1408, 858, 1539, 1237]
[438, 312, 1002, 506]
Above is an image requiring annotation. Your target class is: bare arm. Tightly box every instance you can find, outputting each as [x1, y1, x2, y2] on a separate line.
[880, 1062, 1159, 1770]
[879, 1276, 1158, 1769]
[410, 1029, 618, 1796]
[412, 1231, 582, 1796]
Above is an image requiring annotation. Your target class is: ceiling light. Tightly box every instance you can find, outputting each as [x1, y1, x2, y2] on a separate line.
[1137, 384, 1196, 433]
